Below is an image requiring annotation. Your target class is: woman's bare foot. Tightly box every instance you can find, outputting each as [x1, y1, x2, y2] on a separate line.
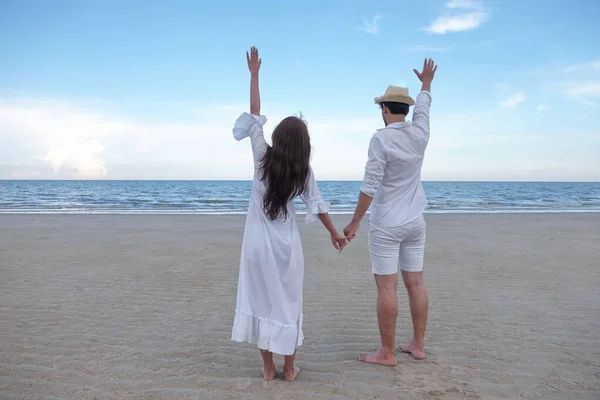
[262, 366, 276, 381]
[358, 350, 398, 366]
[284, 367, 300, 381]
[260, 349, 276, 381]
[399, 340, 426, 360]
[283, 351, 298, 381]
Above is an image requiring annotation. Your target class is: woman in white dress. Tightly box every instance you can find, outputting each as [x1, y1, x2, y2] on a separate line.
[230, 47, 347, 381]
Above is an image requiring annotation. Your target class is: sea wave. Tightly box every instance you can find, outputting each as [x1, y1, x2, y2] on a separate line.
[1, 180, 598, 215]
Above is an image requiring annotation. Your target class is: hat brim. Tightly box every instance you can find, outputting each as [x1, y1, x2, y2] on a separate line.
[374, 95, 415, 106]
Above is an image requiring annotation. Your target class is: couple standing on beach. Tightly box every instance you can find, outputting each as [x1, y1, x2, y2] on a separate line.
[230, 46, 437, 381]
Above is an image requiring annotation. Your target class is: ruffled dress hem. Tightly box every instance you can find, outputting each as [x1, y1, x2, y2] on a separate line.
[231, 310, 304, 356]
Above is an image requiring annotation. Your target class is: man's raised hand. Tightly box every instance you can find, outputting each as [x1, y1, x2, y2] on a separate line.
[413, 58, 437, 83]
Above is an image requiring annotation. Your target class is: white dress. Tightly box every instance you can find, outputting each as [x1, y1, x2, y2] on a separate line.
[230, 112, 329, 356]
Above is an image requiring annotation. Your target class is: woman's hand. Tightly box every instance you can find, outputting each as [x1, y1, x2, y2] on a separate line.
[246, 46, 262, 74]
[247, 46, 262, 115]
[331, 233, 348, 253]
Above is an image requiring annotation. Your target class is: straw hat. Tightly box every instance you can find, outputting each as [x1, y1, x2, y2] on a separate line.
[374, 85, 415, 106]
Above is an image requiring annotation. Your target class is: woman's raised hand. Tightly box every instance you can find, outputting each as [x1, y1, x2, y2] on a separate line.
[246, 46, 262, 74]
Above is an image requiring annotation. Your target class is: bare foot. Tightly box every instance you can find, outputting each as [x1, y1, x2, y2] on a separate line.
[358, 350, 398, 366]
[262, 366, 276, 381]
[399, 341, 426, 360]
[284, 367, 300, 381]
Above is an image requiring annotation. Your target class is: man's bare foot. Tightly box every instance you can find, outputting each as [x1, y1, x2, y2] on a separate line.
[262, 366, 276, 381]
[283, 367, 300, 381]
[399, 341, 426, 360]
[358, 350, 398, 366]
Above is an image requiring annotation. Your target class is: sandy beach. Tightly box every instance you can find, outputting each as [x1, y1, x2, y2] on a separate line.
[1, 213, 599, 400]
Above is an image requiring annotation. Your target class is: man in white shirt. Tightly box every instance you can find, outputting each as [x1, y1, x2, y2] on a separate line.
[344, 58, 437, 366]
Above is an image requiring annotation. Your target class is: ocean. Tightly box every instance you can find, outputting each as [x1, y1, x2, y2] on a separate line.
[1, 180, 599, 215]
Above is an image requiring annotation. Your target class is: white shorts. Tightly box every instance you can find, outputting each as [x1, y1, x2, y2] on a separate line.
[368, 214, 427, 275]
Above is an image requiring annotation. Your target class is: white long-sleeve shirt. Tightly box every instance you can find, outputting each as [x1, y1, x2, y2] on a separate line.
[360, 90, 432, 227]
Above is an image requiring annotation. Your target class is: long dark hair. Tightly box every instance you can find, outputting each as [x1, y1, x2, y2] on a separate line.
[260, 116, 311, 221]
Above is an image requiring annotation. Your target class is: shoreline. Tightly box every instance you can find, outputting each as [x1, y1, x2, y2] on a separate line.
[2, 209, 600, 215]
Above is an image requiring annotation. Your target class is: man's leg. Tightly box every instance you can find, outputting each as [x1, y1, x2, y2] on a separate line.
[398, 216, 428, 360]
[399, 271, 428, 359]
[359, 273, 399, 366]
[360, 224, 401, 366]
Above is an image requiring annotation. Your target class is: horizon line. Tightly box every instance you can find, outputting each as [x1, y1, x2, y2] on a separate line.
[2, 179, 599, 184]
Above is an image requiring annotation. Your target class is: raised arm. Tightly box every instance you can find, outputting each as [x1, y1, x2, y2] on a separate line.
[412, 58, 437, 136]
[231, 47, 267, 166]
[247, 46, 262, 115]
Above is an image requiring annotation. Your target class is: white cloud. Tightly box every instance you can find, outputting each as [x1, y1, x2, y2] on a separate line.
[540, 78, 600, 106]
[565, 60, 600, 73]
[45, 139, 106, 177]
[500, 92, 526, 107]
[564, 82, 600, 97]
[425, 0, 489, 34]
[1, 95, 598, 182]
[359, 13, 384, 34]
[423, 111, 600, 181]
[536, 104, 550, 112]
[0, 97, 378, 180]
[562, 81, 600, 106]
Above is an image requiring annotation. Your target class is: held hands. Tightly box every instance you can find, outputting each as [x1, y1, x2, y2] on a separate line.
[343, 219, 360, 242]
[330, 233, 348, 253]
[413, 58, 437, 83]
[246, 46, 262, 74]
[329, 219, 361, 253]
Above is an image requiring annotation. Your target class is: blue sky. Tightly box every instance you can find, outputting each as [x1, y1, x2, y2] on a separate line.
[1, 0, 599, 181]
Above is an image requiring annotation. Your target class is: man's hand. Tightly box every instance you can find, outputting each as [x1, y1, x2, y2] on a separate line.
[413, 58, 437, 83]
[343, 219, 360, 242]
[246, 46, 262, 74]
[330, 233, 348, 253]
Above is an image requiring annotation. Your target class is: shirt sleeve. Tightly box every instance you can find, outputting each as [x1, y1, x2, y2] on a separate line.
[412, 91, 432, 139]
[299, 167, 330, 224]
[359, 135, 387, 197]
[232, 112, 268, 167]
